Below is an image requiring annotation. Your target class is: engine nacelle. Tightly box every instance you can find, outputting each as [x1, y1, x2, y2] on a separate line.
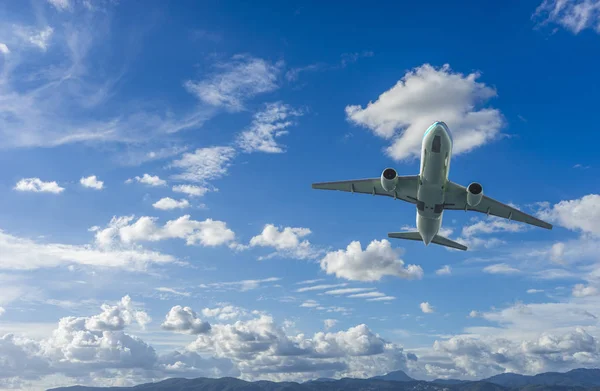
[381, 168, 398, 192]
[466, 182, 483, 207]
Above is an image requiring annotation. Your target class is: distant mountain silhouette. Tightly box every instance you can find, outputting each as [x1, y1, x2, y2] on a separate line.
[47, 368, 600, 391]
[370, 369, 415, 382]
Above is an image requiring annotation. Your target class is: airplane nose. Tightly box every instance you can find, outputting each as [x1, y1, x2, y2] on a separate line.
[422, 232, 434, 246]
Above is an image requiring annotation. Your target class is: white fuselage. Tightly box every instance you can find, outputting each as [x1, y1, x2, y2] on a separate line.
[416, 121, 453, 245]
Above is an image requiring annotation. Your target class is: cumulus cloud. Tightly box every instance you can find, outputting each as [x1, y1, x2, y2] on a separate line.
[468, 310, 480, 318]
[345, 63, 503, 161]
[237, 102, 303, 153]
[324, 319, 338, 330]
[161, 306, 211, 335]
[171, 146, 236, 183]
[184, 54, 282, 111]
[126, 174, 167, 187]
[80, 175, 104, 190]
[436, 265, 452, 275]
[249, 224, 318, 260]
[533, 0, 600, 34]
[202, 306, 248, 321]
[538, 194, 600, 236]
[172, 184, 211, 197]
[420, 302, 435, 313]
[152, 198, 190, 210]
[94, 215, 236, 248]
[320, 240, 424, 281]
[0, 43, 9, 54]
[572, 283, 598, 297]
[14, 178, 64, 194]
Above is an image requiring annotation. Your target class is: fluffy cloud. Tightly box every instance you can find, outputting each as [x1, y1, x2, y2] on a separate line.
[184, 54, 282, 111]
[324, 319, 338, 330]
[126, 174, 166, 187]
[538, 194, 600, 236]
[345, 63, 503, 161]
[572, 284, 599, 297]
[420, 302, 435, 313]
[249, 224, 318, 260]
[14, 178, 64, 194]
[47, 0, 72, 11]
[320, 240, 424, 281]
[152, 198, 190, 210]
[237, 102, 303, 153]
[0, 43, 9, 54]
[171, 146, 236, 183]
[80, 175, 104, 190]
[0, 228, 175, 271]
[161, 306, 211, 335]
[533, 0, 600, 34]
[172, 184, 211, 197]
[436, 265, 452, 275]
[95, 215, 236, 248]
[202, 306, 248, 321]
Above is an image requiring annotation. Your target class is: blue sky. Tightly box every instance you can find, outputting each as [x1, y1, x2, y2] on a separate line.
[1, 0, 600, 389]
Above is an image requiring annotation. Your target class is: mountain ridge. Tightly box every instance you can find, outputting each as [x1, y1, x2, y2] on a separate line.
[47, 368, 600, 391]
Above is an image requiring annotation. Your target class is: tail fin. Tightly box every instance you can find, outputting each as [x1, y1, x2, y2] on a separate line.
[388, 232, 468, 251]
[431, 235, 467, 251]
[387, 232, 422, 241]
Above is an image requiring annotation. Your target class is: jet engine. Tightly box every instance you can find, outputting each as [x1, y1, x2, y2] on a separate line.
[381, 168, 398, 192]
[466, 182, 483, 207]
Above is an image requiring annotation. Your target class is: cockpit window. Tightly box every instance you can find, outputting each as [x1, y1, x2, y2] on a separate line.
[432, 135, 441, 153]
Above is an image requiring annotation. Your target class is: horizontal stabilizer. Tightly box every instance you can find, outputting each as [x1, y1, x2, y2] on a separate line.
[431, 235, 467, 251]
[387, 232, 422, 241]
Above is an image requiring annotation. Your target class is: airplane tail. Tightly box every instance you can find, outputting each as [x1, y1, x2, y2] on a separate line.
[388, 232, 467, 251]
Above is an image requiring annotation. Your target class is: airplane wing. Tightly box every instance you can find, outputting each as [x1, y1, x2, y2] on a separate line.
[443, 181, 552, 230]
[312, 176, 419, 204]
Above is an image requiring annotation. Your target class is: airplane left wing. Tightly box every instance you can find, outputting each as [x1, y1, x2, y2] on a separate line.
[312, 176, 419, 204]
[444, 181, 552, 230]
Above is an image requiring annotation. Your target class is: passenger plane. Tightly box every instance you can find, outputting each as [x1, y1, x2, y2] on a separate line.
[312, 121, 552, 251]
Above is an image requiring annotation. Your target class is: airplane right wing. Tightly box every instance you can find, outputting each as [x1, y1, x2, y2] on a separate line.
[444, 181, 553, 230]
[312, 176, 419, 204]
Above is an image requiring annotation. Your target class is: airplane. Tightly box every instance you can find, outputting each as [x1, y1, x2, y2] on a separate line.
[311, 121, 552, 251]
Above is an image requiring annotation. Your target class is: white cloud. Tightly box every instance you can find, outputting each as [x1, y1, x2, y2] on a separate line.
[14, 26, 54, 51]
[0, 228, 175, 271]
[345, 63, 503, 161]
[80, 175, 104, 190]
[0, 307, 5, 317]
[95, 215, 236, 248]
[367, 296, 396, 302]
[155, 287, 190, 297]
[249, 224, 318, 260]
[295, 278, 325, 285]
[320, 239, 424, 281]
[527, 289, 544, 294]
[47, 0, 72, 11]
[420, 302, 435, 313]
[347, 291, 386, 299]
[127, 174, 167, 187]
[295, 283, 347, 293]
[161, 305, 211, 335]
[572, 283, 599, 297]
[152, 197, 190, 210]
[198, 277, 281, 292]
[237, 102, 303, 153]
[171, 146, 236, 183]
[14, 178, 64, 194]
[324, 288, 375, 295]
[300, 300, 319, 308]
[436, 265, 452, 275]
[538, 194, 600, 236]
[468, 310, 480, 318]
[533, 0, 600, 34]
[0, 43, 9, 54]
[172, 184, 211, 197]
[324, 319, 338, 330]
[483, 263, 521, 275]
[184, 54, 283, 111]
[201, 306, 248, 321]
